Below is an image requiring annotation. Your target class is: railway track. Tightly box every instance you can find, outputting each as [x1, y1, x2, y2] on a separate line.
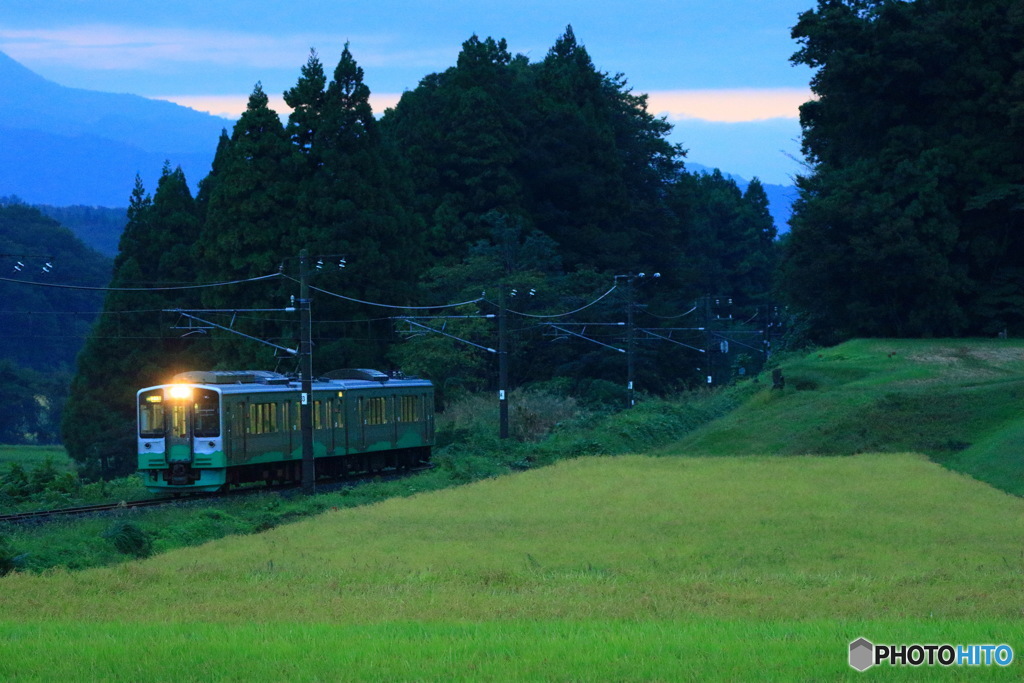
[0, 497, 176, 523]
[0, 464, 434, 524]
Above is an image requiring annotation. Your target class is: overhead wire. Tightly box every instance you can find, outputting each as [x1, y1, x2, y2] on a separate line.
[281, 275, 485, 310]
[0, 272, 283, 292]
[643, 305, 698, 320]
[484, 284, 619, 318]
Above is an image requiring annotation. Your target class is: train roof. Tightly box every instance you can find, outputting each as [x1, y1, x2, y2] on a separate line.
[138, 369, 432, 396]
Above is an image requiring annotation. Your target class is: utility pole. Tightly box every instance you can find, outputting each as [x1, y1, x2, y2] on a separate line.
[299, 249, 315, 494]
[616, 272, 657, 407]
[626, 280, 635, 408]
[498, 284, 509, 439]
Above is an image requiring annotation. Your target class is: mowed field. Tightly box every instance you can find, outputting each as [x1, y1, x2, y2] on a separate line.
[2, 453, 1023, 680]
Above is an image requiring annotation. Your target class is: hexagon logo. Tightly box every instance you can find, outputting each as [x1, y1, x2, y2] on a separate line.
[849, 637, 874, 671]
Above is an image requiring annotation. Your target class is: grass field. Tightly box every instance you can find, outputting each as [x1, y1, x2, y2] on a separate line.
[2, 454, 1022, 680]
[0, 444, 72, 470]
[666, 338, 1024, 494]
[2, 338, 1023, 680]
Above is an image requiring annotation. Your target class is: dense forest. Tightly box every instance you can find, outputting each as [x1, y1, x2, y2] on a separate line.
[48, 1, 1024, 478]
[780, 0, 1024, 340]
[59, 28, 777, 476]
[0, 199, 111, 443]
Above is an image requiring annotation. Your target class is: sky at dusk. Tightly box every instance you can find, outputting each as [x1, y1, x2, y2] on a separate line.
[0, 1, 817, 184]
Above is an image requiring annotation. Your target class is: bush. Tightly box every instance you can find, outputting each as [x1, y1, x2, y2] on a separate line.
[102, 522, 153, 558]
[0, 535, 25, 576]
[438, 388, 587, 445]
[434, 447, 509, 484]
[0, 456, 82, 505]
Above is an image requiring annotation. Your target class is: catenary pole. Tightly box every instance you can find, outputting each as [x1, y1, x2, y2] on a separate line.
[499, 284, 509, 439]
[627, 279, 635, 408]
[299, 249, 315, 494]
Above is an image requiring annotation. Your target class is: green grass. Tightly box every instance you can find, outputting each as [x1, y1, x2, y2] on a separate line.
[2, 454, 1023, 679]
[4, 338, 1024, 679]
[0, 445, 72, 471]
[0, 444, 150, 517]
[0, 619, 1019, 681]
[665, 338, 1024, 494]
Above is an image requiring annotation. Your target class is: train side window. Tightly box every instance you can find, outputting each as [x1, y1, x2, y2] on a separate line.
[363, 396, 387, 425]
[398, 395, 421, 422]
[248, 402, 279, 435]
[139, 390, 165, 437]
[313, 400, 325, 430]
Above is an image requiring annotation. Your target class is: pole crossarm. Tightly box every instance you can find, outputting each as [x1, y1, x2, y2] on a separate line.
[165, 309, 298, 355]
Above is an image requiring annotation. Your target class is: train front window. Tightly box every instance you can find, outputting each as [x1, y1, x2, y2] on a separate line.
[193, 390, 220, 438]
[139, 390, 165, 437]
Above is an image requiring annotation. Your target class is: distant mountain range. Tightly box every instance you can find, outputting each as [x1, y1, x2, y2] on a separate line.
[0, 51, 229, 207]
[0, 51, 794, 246]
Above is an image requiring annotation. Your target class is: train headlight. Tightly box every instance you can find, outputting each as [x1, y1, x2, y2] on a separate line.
[168, 384, 193, 400]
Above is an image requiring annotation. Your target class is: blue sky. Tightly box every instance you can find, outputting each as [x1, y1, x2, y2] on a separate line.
[0, 0, 816, 184]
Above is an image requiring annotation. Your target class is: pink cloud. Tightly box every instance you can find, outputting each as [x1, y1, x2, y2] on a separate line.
[645, 88, 813, 123]
[155, 92, 404, 119]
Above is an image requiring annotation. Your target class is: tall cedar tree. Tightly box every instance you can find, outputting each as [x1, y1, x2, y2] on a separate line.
[63, 168, 207, 476]
[780, 0, 1024, 339]
[195, 84, 302, 369]
[528, 27, 684, 278]
[287, 45, 424, 369]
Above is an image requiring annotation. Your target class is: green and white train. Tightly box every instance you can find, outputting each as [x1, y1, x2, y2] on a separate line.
[137, 369, 434, 493]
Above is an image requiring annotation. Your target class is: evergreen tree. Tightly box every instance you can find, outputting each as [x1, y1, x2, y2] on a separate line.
[63, 167, 206, 476]
[283, 49, 327, 154]
[781, 0, 1024, 338]
[195, 84, 302, 368]
[195, 129, 230, 222]
[527, 26, 683, 276]
[381, 35, 530, 262]
[199, 84, 300, 283]
[383, 26, 686, 276]
[296, 45, 425, 369]
[666, 170, 776, 306]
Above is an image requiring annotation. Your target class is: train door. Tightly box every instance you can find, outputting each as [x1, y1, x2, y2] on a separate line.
[357, 396, 366, 449]
[425, 391, 435, 442]
[331, 394, 346, 455]
[166, 391, 191, 460]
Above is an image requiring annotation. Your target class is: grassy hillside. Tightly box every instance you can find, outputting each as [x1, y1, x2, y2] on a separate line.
[2, 454, 1022, 679]
[3, 338, 1024, 679]
[666, 338, 1024, 495]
